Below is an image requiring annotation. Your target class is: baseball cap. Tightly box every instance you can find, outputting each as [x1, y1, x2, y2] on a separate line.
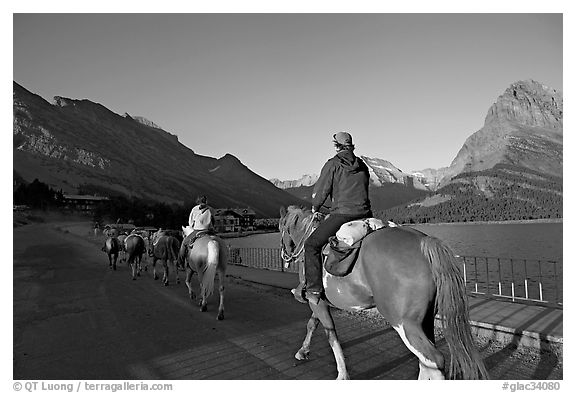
[333, 132, 353, 146]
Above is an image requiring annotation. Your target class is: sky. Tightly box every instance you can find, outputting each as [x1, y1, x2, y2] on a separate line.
[11, 11, 563, 181]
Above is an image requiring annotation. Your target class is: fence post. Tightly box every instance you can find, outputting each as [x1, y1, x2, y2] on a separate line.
[510, 258, 515, 302]
[524, 259, 529, 300]
[474, 257, 479, 293]
[538, 260, 544, 302]
[497, 258, 502, 297]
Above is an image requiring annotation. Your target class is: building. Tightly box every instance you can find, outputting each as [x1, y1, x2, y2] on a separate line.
[62, 194, 109, 212]
[214, 208, 256, 232]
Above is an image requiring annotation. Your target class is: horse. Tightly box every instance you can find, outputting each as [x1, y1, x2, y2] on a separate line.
[279, 206, 488, 380]
[102, 237, 120, 270]
[182, 226, 228, 320]
[124, 233, 147, 280]
[117, 232, 128, 263]
[149, 230, 181, 286]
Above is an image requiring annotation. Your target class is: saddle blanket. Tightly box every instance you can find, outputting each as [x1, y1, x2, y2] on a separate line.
[324, 218, 388, 277]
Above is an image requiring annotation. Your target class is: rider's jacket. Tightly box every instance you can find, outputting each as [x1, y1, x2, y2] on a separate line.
[312, 149, 372, 216]
[188, 204, 215, 230]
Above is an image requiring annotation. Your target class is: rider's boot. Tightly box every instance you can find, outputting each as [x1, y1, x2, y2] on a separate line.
[304, 254, 324, 305]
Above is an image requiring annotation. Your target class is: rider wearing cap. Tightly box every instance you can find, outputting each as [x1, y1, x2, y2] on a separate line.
[294, 132, 373, 304]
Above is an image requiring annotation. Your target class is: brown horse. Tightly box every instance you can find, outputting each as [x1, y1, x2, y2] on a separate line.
[102, 237, 120, 270]
[182, 226, 228, 320]
[279, 206, 488, 380]
[117, 233, 127, 264]
[149, 230, 181, 286]
[124, 234, 147, 280]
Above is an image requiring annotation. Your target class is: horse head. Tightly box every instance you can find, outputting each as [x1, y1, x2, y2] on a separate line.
[279, 205, 320, 267]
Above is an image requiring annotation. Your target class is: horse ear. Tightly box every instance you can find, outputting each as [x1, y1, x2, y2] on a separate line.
[279, 206, 286, 218]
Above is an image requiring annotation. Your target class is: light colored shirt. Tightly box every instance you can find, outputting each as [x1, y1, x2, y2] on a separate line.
[188, 204, 214, 230]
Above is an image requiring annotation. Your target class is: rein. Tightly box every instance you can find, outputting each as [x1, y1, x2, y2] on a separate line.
[280, 213, 321, 267]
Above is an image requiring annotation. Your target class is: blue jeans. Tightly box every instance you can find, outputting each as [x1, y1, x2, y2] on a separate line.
[304, 211, 372, 292]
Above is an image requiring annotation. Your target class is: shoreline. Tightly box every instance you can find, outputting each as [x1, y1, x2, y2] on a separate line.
[13, 210, 562, 233]
[408, 218, 562, 226]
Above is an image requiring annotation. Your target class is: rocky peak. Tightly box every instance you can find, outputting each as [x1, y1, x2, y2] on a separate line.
[361, 156, 428, 190]
[437, 79, 563, 189]
[129, 115, 164, 130]
[411, 167, 450, 191]
[53, 96, 77, 108]
[484, 79, 562, 130]
[269, 174, 319, 189]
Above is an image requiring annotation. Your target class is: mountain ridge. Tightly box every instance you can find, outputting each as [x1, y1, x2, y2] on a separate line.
[13, 81, 306, 217]
[270, 79, 562, 220]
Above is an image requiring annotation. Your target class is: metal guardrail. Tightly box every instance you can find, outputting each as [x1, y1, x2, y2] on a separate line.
[459, 255, 562, 308]
[228, 247, 299, 273]
[228, 247, 563, 308]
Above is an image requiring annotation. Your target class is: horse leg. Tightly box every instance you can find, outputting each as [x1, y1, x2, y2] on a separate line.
[175, 261, 180, 284]
[152, 260, 158, 280]
[130, 257, 137, 280]
[163, 260, 169, 286]
[392, 319, 445, 380]
[113, 254, 117, 271]
[196, 272, 205, 308]
[216, 268, 225, 320]
[199, 272, 208, 312]
[185, 268, 196, 300]
[295, 313, 320, 360]
[308, 300, 349, 380]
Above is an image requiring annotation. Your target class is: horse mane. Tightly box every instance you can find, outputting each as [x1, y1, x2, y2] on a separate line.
[284, 205, 312, 232]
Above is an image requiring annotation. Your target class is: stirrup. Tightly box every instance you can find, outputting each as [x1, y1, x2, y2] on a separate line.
[291, 283, 308, 304]
[306, 290, 322, 305]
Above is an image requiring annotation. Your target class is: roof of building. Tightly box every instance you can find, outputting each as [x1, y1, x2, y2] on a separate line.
[215, 208, 256, 216]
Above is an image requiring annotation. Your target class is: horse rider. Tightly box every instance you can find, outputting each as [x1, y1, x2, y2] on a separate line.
[178, 195, 215, 266]
[293, 132, 373, 305]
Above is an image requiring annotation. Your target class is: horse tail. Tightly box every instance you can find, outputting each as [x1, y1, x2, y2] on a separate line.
[108, 237, 119, 253]
[420, 236, 489, 380]
[168, 237, 180, 263]
[201, 239, 220, 300]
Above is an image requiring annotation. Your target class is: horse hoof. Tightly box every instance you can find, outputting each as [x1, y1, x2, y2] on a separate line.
[200, 305, 207, 312]
[113, 266, 116, 271]
[132, 277, 136, 281]
[295, 350, 309, 361]
[217, 312, 224, 321]
[154, 276, 158, 280]
[164, 282, 169, 286]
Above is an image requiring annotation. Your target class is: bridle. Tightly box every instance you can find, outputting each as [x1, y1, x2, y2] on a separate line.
[280, 212, 322, 267]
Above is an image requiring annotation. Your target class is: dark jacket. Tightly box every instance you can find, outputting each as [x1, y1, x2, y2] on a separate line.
[312, 150, 371, 216]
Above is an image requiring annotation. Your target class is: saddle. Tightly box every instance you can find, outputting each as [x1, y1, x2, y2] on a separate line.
[322, 218, 387, 277]
[186, 229, 215, 249]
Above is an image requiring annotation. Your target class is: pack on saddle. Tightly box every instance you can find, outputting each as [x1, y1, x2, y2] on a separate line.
[322, 217, 393, 276]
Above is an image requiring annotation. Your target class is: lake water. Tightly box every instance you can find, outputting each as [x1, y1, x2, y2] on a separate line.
[226, 222, 563, 303]
[227, 222, 563, 261]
